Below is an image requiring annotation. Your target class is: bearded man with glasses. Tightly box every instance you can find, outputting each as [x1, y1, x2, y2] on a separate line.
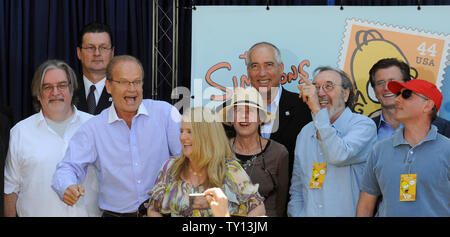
[357, 79, 450, 217]
[287, 67, 377, 217]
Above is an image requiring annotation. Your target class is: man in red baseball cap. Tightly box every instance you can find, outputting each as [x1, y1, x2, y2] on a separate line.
[357, 79, 450, 217]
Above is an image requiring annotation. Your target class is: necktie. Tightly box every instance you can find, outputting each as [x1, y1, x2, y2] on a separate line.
[87, 85, 96, 114]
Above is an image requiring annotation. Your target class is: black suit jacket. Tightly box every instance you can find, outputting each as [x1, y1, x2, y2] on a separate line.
[270, 88, 312, 178]
[74, 76, 112, 115]
[372, 114, 450, 138]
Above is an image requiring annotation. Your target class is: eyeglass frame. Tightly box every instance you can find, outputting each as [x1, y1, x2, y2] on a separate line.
[80, 46, 113, 54]
[397, 89, 429, 101]
[109, 79, 143, 87]
[41, 82, 70, 94]
[312, 81, 342, 92]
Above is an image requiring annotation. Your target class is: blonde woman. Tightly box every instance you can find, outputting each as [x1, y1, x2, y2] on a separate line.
[146, 107, 265, 217]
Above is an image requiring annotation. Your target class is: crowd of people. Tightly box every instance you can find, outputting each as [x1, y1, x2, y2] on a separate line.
[1, 22, 449, 217]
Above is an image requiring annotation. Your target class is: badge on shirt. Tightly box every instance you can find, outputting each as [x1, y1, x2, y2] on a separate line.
[400, 174, 417, 201]
[308, 163, 326, 189]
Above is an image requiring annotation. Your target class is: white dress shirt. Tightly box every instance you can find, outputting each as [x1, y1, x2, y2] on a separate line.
[261, 85, 282, 139]
[83, 75, 106, 105]
[4, 107, 101, 217]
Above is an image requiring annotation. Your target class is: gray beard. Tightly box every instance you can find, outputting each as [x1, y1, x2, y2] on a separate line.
[328, 104, 345, 120]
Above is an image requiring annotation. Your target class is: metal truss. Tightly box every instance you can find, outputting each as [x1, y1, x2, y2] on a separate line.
[152, 0, 179, 102]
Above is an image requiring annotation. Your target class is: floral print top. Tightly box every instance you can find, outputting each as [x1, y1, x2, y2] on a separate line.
[146, 157, 264, 217]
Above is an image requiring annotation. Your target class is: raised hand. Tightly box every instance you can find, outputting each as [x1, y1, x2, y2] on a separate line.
[298, 78, 321, 114]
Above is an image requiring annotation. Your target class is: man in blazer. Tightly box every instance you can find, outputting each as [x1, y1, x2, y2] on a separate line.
[75, 22, 114, 115]
[245, 42, 312, 180]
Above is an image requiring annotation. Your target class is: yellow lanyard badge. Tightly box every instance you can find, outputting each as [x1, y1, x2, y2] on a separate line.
[400, 174, 417, 201]
[309, 163, 326, 189]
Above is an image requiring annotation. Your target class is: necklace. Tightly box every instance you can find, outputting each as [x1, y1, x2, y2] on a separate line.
[189, 167, 203, 177]
[232, 136, 263, 171]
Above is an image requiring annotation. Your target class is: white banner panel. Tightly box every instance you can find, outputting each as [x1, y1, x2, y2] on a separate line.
[191, 6, 450, 120]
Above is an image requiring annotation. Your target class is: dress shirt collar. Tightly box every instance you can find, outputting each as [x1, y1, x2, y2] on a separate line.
[83, 75, 106, 102]
[108, 101, 149, 123]
[392, 124, 438, 147]
[379, 111, 404, 130]
[332, 107, 352, 130]
[36, 106, 82, 127]
[267, 84, 282, 111]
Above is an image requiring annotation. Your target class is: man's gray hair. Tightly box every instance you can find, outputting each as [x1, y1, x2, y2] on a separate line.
[313, 66, 356, 110]
[31, 59, 78, 112]
[246, 42, 282, 68]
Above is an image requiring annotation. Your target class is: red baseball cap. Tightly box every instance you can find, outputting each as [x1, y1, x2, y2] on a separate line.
[388, 79, 442, 112]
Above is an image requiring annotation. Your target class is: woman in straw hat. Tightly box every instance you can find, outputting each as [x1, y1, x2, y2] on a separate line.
[145, 107, 265, 217]
[220, 87, 289, 217]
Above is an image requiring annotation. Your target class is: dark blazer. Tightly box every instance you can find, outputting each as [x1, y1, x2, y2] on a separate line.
[372, 114, 450, 138]
[74, 75, 112, 115]
[270, 88, 312, 178]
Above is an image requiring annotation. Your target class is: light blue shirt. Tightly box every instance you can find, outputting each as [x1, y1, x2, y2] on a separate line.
[288, 107, 377, 216]
[261, 85, 282, 139]
[361, 125, 450, 217]
[52, 99, 182, 213]
[377, 112, 404, 141]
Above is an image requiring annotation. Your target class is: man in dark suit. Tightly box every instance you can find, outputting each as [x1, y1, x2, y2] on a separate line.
[75, 22, 114, 115]
[369, 58, 450, 141]
[245, 42, 312, 181]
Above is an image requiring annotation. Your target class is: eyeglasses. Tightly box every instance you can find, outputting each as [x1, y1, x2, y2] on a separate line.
[80, 46, 113, 54]
[42, 82, 69, 93]
[313, 81, 341, 92]
[398, 89, 429, 101]
[375, 78, 403, 88]
[110, 79, 143, 87]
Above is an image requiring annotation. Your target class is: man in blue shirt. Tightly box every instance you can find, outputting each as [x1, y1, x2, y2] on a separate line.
[357, 79, 450, 217]
[288, 67, 376, 216]
[368, 58, 450, 141]
[52, 55, 182, 217]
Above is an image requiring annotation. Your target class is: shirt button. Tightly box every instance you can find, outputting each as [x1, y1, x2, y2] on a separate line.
[135, 163, 138, 166]
[410, 151, 413, 154]
[137, 180, 141, 184]
[318, 204, 323, 208]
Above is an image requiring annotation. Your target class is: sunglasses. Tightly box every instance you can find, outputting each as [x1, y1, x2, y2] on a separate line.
[397, 89, 429, 100]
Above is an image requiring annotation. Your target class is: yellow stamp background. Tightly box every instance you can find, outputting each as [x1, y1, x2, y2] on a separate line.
[340, 19, 449, 117]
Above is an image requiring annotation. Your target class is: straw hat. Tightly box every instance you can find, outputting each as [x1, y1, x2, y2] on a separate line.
[219, 87, 275, 126]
